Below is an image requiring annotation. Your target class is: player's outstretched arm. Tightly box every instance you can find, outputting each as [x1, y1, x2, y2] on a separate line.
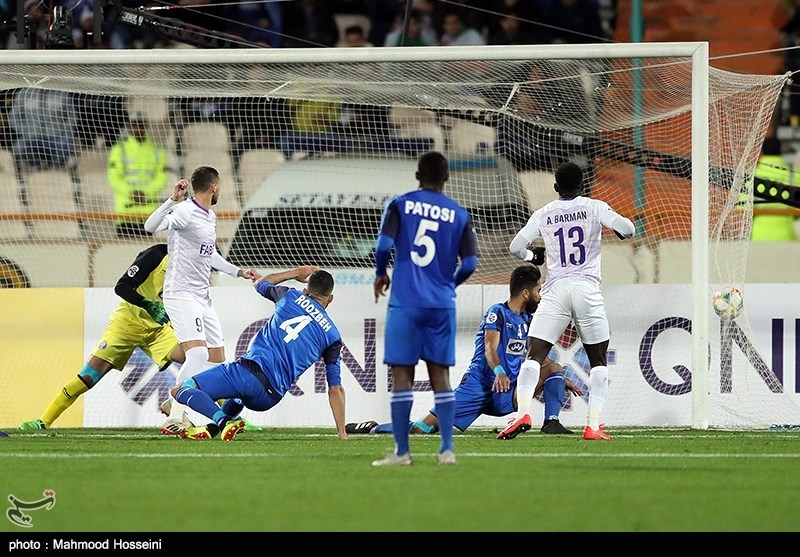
[237, 268, 261, 282]
[210, 250, 258, 281]
[258, 265, 321, 287]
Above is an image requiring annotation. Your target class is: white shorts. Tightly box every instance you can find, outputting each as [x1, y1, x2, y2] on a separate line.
[164, 297, 225, 348]
[529, 279, 610, 345]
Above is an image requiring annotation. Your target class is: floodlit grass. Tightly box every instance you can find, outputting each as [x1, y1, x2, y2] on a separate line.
[1, 427, 799, 532]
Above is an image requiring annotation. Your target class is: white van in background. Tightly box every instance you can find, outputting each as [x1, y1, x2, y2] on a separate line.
[216, 154, 528, 286]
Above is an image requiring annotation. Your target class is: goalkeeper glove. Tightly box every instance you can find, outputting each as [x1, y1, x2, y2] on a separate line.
[530, 246, 546, 266]
[142, 298, 169, 325]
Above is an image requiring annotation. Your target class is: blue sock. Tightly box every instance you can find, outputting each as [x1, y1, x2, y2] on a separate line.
[212, 410, 228, 427]
[390, 389, 414, 456]
[434, 390, 455, 453]
[373, 421, 414, 434]
[412, 419, 435, 434]
[221, 398, 244, 419]
[174, 385, 220, 422]
[543, 371, 566, 421]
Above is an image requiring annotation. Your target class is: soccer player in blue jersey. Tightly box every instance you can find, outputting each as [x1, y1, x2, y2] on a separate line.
[172, 266, 348, 441]
[347, 265, 582, 437]
[503, 161, 635, 441]
[371, 151, 478, 467]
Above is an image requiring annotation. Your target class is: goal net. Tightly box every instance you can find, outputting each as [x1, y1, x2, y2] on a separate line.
[0, 44, 796, 431]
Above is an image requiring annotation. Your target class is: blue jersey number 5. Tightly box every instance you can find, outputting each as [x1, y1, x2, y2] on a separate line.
[411, 219, 439, 267]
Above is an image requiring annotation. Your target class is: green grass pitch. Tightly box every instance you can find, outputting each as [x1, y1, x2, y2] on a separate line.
[1, 427, 799, 532]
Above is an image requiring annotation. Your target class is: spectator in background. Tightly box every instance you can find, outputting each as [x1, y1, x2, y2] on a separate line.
[488, 9, 536, 45]
[288, 98, 342, 133]
[227, 0, 282, 47]
[383, 9, 437, 47]
[74, 0, 113, 48]
[597, 0, 618, 40]
[366, 1, 438, 47]
[749, 136, 799, 241]
[5, 0, 48, 50]
[539, 0, 605, 44]
[282, 0, 338, 47]
[107, 112, 168, 237]
[483, 0, 541, 26]
[9, 87, 78, 173]
[366, 0, 405, 46]
[408, 0, 439, 32]
[339, 24, 373, 47]
[439, 9, 486, 46]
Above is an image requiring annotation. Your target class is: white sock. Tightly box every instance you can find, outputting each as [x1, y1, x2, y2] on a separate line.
[515, 359, 540, 417]
[587, 365, 609, 430]
[169, 345, 209, 420]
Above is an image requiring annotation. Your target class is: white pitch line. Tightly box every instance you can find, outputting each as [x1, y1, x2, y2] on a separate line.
[1, 452, 799, 459]
[2, 431, 790, 440]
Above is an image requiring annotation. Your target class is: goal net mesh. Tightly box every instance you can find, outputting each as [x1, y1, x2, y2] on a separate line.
[0, 46, 795, 430]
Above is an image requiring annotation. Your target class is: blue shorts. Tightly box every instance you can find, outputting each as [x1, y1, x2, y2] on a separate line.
[384, 306, 456, 367]
[431, 372, 516, 432]
[191, 360, 282, 412]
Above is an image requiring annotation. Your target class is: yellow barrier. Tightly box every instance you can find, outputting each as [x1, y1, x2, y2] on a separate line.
[0, 288, 84, 428]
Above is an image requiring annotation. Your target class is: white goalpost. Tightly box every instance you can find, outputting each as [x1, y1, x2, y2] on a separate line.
[0, 43, 796, 430]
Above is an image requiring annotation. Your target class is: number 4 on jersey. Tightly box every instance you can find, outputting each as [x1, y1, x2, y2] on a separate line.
[279, 315, 312, 343]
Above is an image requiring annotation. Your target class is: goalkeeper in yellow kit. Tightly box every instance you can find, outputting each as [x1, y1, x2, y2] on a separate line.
[19, 244, 185, 430]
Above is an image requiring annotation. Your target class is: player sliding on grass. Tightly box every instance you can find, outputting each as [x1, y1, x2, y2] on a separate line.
[173, 266, 348, 441]
[19, 244, 185, 430]
[347, 264, 582, 437]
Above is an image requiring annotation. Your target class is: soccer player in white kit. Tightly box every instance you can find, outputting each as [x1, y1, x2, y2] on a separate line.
[501, 161, 635, 441]
[144, 166, 260, 435]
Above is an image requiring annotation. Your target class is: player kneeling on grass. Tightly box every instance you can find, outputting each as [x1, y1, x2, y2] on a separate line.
[347, 264, 582, 437]
[171, 266, 349, 441]
[19, 244, 185, 430]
